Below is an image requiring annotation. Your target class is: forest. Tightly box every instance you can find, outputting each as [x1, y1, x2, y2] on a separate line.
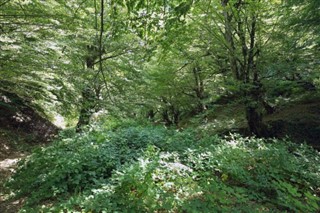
[0, 0, 320, 212]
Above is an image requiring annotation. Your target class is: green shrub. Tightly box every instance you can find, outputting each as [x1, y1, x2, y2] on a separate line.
[47, 135, 319, 212]
[6, 123, 320, 212]
[6, 124, 171, 205]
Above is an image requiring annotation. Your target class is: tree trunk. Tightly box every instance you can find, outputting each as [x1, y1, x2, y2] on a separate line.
[147, 109, 156, 121]
[76, 46, 99, 132]
[245, 105, 264, 136]
[76, 109, 92, 132]
[76, 85, 97, 132]
[172, 107, 180, 126]
[192, 66, 207, 113]
[244, 82, 266, 137]
[76, 0, 105, 132]
[220, 0, 268, 136]
[162, 109, 172, 126]
[222, 0, 240, 80]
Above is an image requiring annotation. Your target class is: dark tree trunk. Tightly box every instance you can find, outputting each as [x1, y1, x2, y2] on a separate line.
[76, 86, 97, 132]
[76, 108, 91, 132]
[244, 83, 267, 137]
[172, 107, 180, 126]
[162, 109, 172, 126]
[245, 105, 264, 136]
[147, 109, 156, 122]
[162, 107, 180, 126]
[76, 1, 106, 132]
[76, 46, 99, 132]
[192, 66, 207, 114]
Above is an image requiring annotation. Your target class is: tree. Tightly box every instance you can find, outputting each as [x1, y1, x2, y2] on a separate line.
[1, 0, 317, 133]
[73, 0, 147, 131]
[183, 0, 285, 136]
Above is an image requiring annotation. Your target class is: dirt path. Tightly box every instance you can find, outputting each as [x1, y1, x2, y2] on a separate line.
[0, 156, 25, 213]
[0, 127, 53, 213]
[0, 131, 30, 213]
[0, 153, 26, 213]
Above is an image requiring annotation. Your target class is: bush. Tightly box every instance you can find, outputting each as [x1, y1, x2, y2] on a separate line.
[6, 124, 171, 205]
[6, 123, 320, 212]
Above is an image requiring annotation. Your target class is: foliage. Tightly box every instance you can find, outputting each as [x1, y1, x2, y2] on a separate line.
[1, 0, 319, 129]
[6, 123, 320, 212]
[0, 0, 80, 122]
[1, 1, 320, 211]
[6, 123, 166, 205]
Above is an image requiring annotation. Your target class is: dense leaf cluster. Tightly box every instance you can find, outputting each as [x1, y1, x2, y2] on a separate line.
[6, 121, 320, 212]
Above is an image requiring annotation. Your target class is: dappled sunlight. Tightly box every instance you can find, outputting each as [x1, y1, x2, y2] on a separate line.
[201, 118, 237, 131]
[53, 114, 65, 128]
[3, 123, 320, 212]
[0, 158, 22, 171]
[1, 0, 319, 211]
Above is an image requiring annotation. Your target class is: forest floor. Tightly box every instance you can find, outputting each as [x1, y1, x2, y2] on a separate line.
[0, 129, 43, 213]
[263, 93, 320, 149]
[0, 92, 319, 212]
[206, 92, 320, 149]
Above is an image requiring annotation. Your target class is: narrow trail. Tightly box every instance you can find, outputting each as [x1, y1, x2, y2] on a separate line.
[0, 132, 31, 213]
[0, 155, 26, 213]
[0, 156, 25, 213]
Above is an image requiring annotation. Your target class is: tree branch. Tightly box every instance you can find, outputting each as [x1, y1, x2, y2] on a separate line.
[93, 51, 127, 65]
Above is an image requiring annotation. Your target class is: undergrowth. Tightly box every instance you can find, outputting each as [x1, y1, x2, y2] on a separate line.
[5, 120, 320, 212]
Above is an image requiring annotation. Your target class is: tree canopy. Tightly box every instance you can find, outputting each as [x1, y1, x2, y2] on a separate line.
[1, 0, 318, 130]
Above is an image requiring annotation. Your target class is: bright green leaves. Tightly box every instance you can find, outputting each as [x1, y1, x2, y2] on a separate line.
[0, 0, 83, 122]
[6, 122, 320, 212]
[273, 180, 320, 212]
[1, 0, 319, 128]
